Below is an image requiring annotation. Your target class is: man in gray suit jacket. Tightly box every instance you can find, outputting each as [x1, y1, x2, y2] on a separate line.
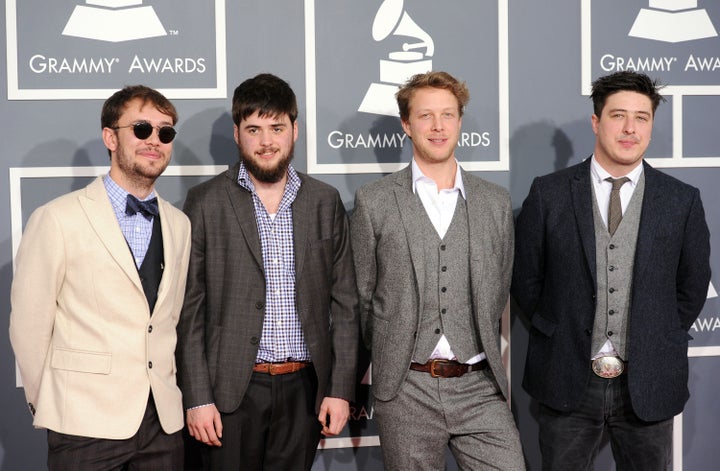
[513, 71, 711, 470]
[176, 73, 359, 471]
[351, 71, 525, 470]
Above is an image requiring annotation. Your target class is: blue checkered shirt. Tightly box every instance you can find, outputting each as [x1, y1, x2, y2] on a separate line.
[237, 163, 310, 363]
[103, 175, 156, 268]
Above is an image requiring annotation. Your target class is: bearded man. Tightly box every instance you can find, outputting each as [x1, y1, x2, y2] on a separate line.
[176, 73, 358, 471]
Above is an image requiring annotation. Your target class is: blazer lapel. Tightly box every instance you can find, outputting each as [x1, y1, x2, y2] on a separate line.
[633, 162, 661, 281]
[571, 159, 598, 288]
[292, 177, 309, 281]
[225, 165, 264, 270]
[79, 177, 143, 291]
[393, 167, 426, 298]
[154, 194, 177, 314]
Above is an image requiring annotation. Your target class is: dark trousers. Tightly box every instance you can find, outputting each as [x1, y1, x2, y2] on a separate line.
[538, 373, 673, 471]
[204, 366, 322, 471]
[47, 395, 183, 471]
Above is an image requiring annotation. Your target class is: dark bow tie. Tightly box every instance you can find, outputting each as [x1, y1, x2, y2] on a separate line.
[125, 194, 159, 220]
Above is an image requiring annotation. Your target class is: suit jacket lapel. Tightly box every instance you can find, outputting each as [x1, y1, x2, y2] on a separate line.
[633, 162, 661, 280]
[292, 176, 309, 280]
[225, 164, 264, 269]
[571, 159, 598, 288]
[393, 167, 426, 298]
[79, 177, 143, 291]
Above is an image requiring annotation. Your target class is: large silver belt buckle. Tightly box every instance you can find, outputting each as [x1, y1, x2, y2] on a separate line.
[592, 356, 624, 378]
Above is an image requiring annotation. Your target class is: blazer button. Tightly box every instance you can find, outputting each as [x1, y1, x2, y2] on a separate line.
[585, 329, 592, 336]
[255, 301, 264, 309]
[148, 361, 153, 369]
[250, 337, 259, 345]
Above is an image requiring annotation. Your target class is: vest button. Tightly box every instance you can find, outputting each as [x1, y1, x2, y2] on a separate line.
[435, 328, 441, 334]
[148, 361, 153, 369]
[609, 244, 616, 249]
[609, 310, 615, 315]
[440, 245, 446, 251]
[441, 308, 447, 314]
[609, 266, 615, 271]
[609, 288, 615, 293]
[441, 266, 447, 272]
[608, 331, 614, 336]
[250, 336, 259, 344]
[148, 325, 153, 333]
[441, 287, 447, 293]
[255, 301, 264, 309]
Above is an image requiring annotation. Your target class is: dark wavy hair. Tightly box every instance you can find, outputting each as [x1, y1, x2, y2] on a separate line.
[232, 73, 298, 125]
[590, 71, 665, 117]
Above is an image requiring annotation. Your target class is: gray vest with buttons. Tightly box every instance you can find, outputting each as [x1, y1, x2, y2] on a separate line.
[590, 172, 645, 360]
[411, 196, 483, 363]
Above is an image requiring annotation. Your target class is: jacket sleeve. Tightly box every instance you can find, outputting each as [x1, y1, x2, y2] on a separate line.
[9, 205, 65, 413]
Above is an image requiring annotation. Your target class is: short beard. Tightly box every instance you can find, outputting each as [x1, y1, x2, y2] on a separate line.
[240, 143, 294, 184]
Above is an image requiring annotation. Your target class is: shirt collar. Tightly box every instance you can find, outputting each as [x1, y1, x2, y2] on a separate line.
[411, 158, 466, 199]
[590, 155, 643, 187]
[103, 174, 156, 215]
[237, 161, 301, 195]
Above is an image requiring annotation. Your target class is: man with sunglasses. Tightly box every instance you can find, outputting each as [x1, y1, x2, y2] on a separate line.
[10, 85, 191, 470]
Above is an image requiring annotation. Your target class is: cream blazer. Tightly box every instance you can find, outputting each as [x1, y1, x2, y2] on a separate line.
[9, 176, 191, 439]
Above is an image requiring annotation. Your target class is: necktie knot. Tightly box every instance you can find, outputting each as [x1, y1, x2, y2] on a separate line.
[126, 194, 159, 220]
[606, 176, 630, 192]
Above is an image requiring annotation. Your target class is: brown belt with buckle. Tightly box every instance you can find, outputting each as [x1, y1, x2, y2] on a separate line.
[253, 361, 310, 375]
[591, 356, 626, 378]
[409, 359, 487, 378]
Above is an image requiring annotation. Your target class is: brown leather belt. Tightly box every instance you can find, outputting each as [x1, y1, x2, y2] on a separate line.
[252, 361, 310, 375]
[410, 359, 487, 378]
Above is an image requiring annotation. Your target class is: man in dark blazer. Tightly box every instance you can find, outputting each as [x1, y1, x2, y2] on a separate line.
[352, 71, 525, 470]
[176, 73, 358, 470]
[513, 71, 711, 470]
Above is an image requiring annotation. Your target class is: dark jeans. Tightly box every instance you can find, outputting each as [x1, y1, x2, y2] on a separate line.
[538, 373, 672, 471]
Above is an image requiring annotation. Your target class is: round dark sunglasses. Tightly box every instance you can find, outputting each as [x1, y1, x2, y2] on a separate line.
[113, 121, 177, 144]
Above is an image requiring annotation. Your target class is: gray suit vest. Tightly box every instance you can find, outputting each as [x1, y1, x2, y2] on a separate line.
[411, 196, 482, 363]
[591, 172, 645, 360]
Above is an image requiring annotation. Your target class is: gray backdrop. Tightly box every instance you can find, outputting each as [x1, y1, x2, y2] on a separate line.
[1, 1, 718, 469]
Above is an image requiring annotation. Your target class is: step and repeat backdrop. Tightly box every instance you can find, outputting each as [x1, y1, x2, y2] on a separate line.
[1, 1, 719, 469]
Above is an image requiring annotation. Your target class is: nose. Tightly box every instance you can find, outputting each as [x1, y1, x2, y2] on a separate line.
[259, 129, 273, 146]
[431, 115, 444, 131]
[622, 117, 635, 134]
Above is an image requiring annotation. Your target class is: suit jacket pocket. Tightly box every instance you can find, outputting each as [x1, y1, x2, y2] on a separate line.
[51, 347, 112, 374]
[531, 314, 557, 338]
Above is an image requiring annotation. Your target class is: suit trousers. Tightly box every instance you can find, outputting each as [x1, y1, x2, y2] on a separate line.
[204, 366, 322, 471]
[538, 373, 672, 471]
[373, 368, 525, 471]
[47, 394, 183, 471]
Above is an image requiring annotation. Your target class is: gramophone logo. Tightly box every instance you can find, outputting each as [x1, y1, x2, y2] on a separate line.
[358, 0, 434, 117]
[62, 0, 167, 43]
[629, 0, 717, 43]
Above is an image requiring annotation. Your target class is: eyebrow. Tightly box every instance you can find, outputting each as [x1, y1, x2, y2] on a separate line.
[608, 108, 651, 116]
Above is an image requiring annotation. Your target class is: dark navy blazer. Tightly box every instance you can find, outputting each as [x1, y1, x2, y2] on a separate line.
[512, 158, 711, 422]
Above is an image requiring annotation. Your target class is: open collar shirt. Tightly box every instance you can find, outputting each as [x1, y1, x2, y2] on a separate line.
[237, 162, 310, 363]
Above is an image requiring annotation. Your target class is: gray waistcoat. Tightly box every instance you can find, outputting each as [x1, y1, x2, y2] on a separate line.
[591, 172, 645, 360]
[411, 197, 482, 363]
